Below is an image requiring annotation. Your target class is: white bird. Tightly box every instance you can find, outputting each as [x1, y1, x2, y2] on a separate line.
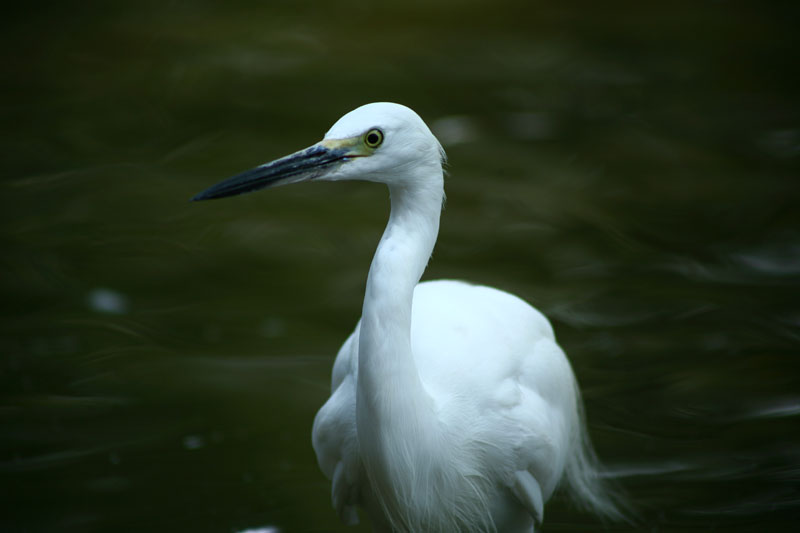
[194, 103, 626, 532]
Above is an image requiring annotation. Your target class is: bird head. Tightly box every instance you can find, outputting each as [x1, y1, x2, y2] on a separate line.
[192, 102, 445, 201]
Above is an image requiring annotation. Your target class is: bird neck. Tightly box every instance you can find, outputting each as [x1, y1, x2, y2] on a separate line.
[356, 170, 444, 452]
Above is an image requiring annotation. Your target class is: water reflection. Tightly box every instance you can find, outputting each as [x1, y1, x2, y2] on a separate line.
[87, 288, 130, 315]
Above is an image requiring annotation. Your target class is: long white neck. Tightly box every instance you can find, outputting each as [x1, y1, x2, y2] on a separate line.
[356, 166, 444, 520]
[357, 173, 443, 416]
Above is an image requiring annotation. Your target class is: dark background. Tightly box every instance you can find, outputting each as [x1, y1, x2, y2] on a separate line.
[2, 1, 799, 531]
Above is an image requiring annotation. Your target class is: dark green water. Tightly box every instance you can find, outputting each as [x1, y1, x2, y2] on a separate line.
[2, 2, 799, 531]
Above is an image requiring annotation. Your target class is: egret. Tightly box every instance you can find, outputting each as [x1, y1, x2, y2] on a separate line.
[193, 103, 626, 532]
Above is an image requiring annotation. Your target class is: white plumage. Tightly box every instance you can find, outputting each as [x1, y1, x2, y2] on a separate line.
[313, 280, 581, 532]
[194, 102, 625, 532]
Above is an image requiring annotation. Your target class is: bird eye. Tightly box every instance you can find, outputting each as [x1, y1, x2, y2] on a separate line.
[364, 129, 384, 148]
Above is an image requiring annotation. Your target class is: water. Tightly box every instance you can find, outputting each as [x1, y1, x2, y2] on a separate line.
[2, 2, 799, 531]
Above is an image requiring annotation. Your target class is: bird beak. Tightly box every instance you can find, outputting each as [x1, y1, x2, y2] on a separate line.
[192, 137, 364, 201]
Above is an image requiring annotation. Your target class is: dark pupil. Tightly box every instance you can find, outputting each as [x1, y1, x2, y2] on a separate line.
[367, 132, 380, 145]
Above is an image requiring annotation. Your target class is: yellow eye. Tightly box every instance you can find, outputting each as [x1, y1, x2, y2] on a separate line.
[364, 129, 384, 148]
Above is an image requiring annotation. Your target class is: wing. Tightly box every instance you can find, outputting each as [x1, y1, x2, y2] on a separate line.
[312, 327, 362, 525]
[409, 280, 579, 523]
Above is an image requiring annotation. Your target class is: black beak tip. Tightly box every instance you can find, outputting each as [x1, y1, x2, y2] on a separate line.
[191, 185, 225, 202]
[190, 144, 342, 204]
